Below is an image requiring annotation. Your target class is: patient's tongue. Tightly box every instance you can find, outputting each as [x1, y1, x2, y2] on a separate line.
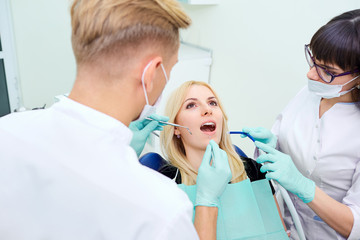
[200, 125, 215, 132]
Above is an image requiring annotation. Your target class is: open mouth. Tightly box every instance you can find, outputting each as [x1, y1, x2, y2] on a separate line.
[200, 122, 216, 133]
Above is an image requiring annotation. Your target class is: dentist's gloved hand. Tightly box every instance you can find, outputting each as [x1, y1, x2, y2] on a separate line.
[242, 127, 277, 148]
[129, 114, 169, 157]
[195, 140, 232, 207]
[255, 141, 315, 203]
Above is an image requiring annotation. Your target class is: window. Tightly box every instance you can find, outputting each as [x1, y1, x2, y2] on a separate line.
[0, 42, 11, 117]
[0, 0, 21, 117]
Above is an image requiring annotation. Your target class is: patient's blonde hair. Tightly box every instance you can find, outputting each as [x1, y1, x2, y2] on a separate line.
[70, 0, 191, 64]
[160, 81, 247, 185]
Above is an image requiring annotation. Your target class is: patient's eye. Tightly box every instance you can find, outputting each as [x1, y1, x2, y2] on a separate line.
[186, 102, 196, 109]
[209, 100, 218, 106]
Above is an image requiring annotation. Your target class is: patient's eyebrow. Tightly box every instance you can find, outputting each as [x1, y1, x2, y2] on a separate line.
[184, 98, 198, 103]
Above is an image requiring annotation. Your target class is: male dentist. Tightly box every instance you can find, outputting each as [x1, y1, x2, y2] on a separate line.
[0, 0, 199, 239]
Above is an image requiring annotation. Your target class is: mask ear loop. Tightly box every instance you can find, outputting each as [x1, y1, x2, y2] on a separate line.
[341, 75, 360, 95]
[142, 61, 168, 105]
[160, 63, 169, 83]
[141, 61, 153, 105]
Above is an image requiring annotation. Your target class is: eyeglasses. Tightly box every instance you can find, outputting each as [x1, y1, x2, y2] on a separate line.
[304, 44, 359, 83]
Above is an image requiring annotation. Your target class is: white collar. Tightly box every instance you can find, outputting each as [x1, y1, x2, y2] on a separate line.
[52, 97, 133, 144]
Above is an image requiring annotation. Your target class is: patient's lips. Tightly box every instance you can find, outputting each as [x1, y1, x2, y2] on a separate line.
[200, 121, 216, 135]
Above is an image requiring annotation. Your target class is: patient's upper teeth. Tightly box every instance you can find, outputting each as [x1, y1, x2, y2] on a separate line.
[202, 122, 215, 126]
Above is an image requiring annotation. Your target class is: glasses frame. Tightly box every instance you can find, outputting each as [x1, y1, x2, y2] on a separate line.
[304, 44, 359, 83]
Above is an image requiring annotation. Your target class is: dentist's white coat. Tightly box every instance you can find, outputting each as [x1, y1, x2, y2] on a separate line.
[0, 97, 198, 240]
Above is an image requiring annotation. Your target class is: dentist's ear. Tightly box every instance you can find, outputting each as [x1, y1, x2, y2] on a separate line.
[141, 56, 163, 93]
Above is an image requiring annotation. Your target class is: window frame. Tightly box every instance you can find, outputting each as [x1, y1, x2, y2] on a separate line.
[0, 0, 22, 113]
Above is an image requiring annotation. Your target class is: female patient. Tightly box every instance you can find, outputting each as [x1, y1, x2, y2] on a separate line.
[159, 81, 288, 239]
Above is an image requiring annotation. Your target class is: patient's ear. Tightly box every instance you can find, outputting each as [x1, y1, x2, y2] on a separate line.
[174, 127, 180, 136]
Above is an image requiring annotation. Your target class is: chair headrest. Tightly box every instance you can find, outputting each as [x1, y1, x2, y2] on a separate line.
[139, 145, 248, 171]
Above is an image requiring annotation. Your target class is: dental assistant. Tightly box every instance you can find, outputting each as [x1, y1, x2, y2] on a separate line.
[245, 9, 360, 240]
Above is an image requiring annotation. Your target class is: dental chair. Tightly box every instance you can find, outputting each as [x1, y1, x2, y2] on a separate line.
[139, 152, 167, 171]
[139, 144, 248, 171]
[139, 144, 306, 240]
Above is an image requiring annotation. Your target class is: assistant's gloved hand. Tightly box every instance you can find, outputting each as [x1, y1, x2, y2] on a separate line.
[195, 140, 232, 207]
[129, 114, 169, 157]
[255, 141, 315, 203]
[242, 127, 277, 148]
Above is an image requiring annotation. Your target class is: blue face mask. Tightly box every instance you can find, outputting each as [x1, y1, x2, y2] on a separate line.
[308, 75, 360, 99]
[137, 61, 168, 120]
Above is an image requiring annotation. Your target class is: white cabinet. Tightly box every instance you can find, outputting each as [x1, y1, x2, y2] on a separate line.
[156, 42, 212, 115]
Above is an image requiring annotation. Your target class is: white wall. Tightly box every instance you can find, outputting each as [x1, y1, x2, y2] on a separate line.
[10, 0, 75, 109]
[179, 0, 360, 154]
[8, 0, 360, 154]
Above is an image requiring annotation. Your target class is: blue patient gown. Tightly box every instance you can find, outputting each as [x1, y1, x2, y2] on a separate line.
[178, 179, 289, 240]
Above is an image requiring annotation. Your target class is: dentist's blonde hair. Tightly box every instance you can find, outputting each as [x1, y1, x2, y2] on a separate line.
[160, 81, 247, 185]
[70, 0, 191, 64]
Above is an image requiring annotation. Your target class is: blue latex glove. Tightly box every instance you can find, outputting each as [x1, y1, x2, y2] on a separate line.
[195, 140, 232, 207]
[129, 114, 169, 157]
[255, 141, 315, 203]
[242, 127, 277, 148]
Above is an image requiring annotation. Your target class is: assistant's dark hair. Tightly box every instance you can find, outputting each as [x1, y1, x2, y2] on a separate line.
[310, 9, 360, 72]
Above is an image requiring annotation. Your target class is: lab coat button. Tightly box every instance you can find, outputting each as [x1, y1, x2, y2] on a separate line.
[315, 125, 319, 128]
[317, 139, 320, 143]
[313, 156, 317, 160]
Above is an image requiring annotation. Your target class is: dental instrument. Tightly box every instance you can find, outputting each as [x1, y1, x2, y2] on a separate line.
[151, 132, 160, 138]
[228, 131, 255, 142]
[146, 117, 192, 135]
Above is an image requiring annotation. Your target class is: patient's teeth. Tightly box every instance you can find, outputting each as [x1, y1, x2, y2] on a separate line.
[202, 122, 215, 127]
